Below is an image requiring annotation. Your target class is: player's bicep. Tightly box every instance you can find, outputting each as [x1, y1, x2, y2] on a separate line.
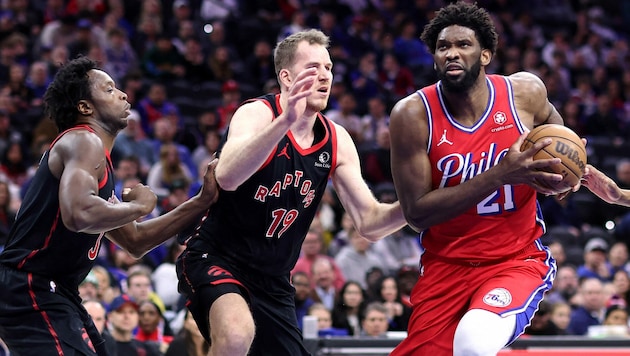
[57, 136, 107, 228]
[219, 101, 272, 159]
[389, 98, 431, 214]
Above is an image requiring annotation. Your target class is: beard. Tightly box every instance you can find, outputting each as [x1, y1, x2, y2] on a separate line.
[437, 59, 482, 93]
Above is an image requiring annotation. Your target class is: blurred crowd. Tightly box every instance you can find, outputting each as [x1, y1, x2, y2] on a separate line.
[0, 0, 628, 354]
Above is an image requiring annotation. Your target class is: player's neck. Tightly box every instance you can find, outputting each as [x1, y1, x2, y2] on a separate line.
[442, 79, 489, 126]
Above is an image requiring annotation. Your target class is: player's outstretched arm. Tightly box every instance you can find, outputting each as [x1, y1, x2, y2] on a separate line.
[581, 164, 630, 207]
[107, 159, 219, 257]
[331, 125, 406, 242]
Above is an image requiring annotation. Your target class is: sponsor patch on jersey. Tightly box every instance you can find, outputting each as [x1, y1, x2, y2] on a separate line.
[483, 288, 512, 307]
[315, 151, 331, 169]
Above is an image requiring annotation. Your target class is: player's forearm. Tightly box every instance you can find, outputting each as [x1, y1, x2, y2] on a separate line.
[65, 197, 148, 234]
[355, 202, 407, 242]
[114, 195, 209, 257]
[618, 189, 630, 207]
[403, 169, 504, 231]
[216, 118, 292, 190]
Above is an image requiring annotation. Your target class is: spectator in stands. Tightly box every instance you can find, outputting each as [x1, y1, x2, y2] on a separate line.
[180, 36, 214, 84]
[331, 281, 367, 337]
[361, 302, 390, 337]
[104, 27, 140, 84]
[311, 257, 339, 311]
[152, 241, 186, 314]
[0, 139, 29, 187]
[292, 271, 315, 331]
[83, 299, 117, 356]
[549, 301, 571, 335]
[91, 264, 120, 307]
[165, 310, 210, 356]
[547, 240, 567, 268]
[25, 61, 50, 106]
[374, 275, 412, 332]
[359, 96, 390, 152]
[136, 83, 180, 135]
[293, 225, 346, 291]
[523, 300, 563, 336]
[136, 299, 174, 354]
[127, 268, 159, 304]
[242, 39, 275, 92]
[608, 242, 630, 277]
[584, 94, 626, 138]
[113, 155, 144, 198]
[396, 265, 419, 310]
[166, 1, 194, 40]
[207, 45, 235, 83]
[307, 303, 335, 333]
[361, 125, 393, 188]
[378, 52, 415, 103]
[107, 294, 162, 356]
[608, 269, 630, 308]
[577, 237, 611, 281]
[216, 79, 241, 130]
[325, 92, 363, 144]
[191, 129, 220, 170]
[334, 226, 384, 290]
[602, 304, 630, 331]
[546, 265, 580, 306]
[147, 142, 194, 199]
[568, 277, 606, 335]
[78, 270, 100, 302]
[348, 51, 380, 114]
[0, 180, 16, 250]
[150, 115, 196, 171]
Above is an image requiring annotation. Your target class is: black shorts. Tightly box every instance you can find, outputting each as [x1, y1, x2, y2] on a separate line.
[0, 265, 104, 356]
[176, 249, 311, 356]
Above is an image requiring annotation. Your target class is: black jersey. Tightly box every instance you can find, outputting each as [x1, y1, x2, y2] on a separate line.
[190, 94, 337, 275]
[0, 125, 116, 290]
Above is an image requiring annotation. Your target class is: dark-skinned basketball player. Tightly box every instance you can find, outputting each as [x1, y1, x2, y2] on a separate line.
[0, 57, 218, 355]
[388, 2, 580, 355]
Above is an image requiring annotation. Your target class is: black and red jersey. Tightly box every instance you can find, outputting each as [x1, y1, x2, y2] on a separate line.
[188, 94, 338, 275]
[0, 125, 116, 290]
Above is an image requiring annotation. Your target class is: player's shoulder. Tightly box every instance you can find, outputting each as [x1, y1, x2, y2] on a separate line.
[506, 71, 546, 92]
[51, 127, 104, 156]
[390, 90, 426, 123]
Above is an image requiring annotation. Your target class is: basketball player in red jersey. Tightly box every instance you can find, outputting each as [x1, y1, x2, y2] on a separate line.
[389, 2, 577, 355]
[0, 57, 218, 355]
[176, 29, 406, 356]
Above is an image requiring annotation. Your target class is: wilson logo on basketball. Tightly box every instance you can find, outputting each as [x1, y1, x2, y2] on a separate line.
[553, 141, 586, 171]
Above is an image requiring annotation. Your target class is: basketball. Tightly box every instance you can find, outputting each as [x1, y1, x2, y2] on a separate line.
[520, 124, 587, 192]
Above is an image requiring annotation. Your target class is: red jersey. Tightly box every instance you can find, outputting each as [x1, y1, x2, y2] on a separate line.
[418, 75, 545, 261]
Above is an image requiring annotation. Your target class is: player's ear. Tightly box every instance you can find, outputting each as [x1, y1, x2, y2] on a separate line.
[481, 48, 492, 66]
[278, 69, 291, 87]
[77, 100, 93, 116]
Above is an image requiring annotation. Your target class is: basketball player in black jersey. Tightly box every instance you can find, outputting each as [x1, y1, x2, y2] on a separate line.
[0, 57, 218, 355]
[176, 29, 407, 356]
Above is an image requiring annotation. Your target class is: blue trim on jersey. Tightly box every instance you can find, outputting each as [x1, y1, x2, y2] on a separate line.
[503, 77, 527, 135]
[436, 77, 495, 133]
[416, 89, 433, 154]
[500, 240, 557, 345]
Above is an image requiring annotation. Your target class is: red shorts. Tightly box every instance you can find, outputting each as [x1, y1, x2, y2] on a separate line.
[391, 242, 556, 355]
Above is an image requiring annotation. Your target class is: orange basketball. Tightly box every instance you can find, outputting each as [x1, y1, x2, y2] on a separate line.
[520, 124, 587, 192]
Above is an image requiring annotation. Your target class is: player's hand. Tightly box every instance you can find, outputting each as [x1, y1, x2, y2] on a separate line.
[498, 132, 564, 195]
[581, 164, 622, 204]
[284, 67, 317, 124]
[122, 184, 157, 215]
[199, 157, 219, 205]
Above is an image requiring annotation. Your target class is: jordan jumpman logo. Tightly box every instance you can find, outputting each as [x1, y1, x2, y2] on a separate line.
[437, 129, 453, 146]
[277, 143, 291, 159]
